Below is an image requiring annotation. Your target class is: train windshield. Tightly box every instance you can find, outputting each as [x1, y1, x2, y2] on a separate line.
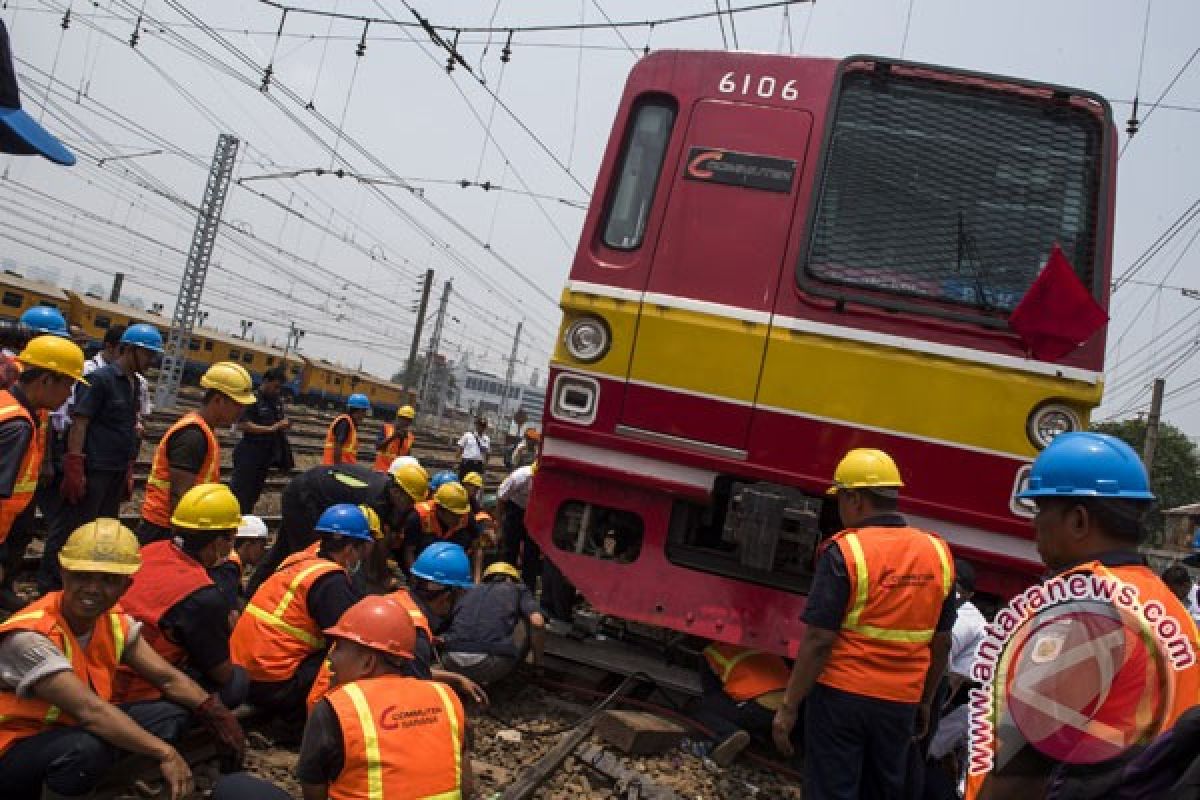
[803, 69, 1105, 315]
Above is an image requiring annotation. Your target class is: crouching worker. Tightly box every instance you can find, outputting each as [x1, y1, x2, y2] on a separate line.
[693, 642, 794, 767]
[212, 597, 474, 800]
[210, 514, 269, 612]
[441, 561, 545, 686]
[0, 520, 244, 800]
[230, 504, 368, 729]
[112, 484, 249, 710]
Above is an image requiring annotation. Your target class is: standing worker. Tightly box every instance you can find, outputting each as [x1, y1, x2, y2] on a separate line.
[509, 427, 540, 469]
[211, 514, 269, 611]
[112, 484, 248, 710]
[457, 416, 490, 479]
[323, 393, 370, 465]
[373, 404, 415, 471]
[771, 448, 956, 800]
[138, 361, 255, 545]
[497, 462, 540, 591]
[966, 433, 1200, 799]
[229, 366, 291, 515]
[0, 520, 244, 799]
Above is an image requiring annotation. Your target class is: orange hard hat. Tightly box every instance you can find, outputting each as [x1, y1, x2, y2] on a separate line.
[524, 428, 541, 441]
[323, 596, 415, 659]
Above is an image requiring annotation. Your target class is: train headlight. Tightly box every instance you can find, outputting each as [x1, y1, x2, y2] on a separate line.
[1027, 404, 1081, 449]
[563, 316, 610, 363]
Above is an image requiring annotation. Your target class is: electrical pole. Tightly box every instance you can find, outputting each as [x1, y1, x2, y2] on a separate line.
[239, 319, 253, 340]
[155, 133, 239, 408]
[403, 269, 434, 393]
[108, 272, 124, 304]
[498, 319, 523, 434]
[281, 321, 304, 361]
[1143, 377, 1166, 471]
[418, 279, 452, 416]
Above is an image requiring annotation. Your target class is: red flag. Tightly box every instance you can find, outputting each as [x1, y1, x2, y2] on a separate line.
[1008, 244, 1108, 361]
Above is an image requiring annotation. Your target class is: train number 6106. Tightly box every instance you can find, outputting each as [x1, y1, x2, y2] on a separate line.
[717, 72, 799, 100]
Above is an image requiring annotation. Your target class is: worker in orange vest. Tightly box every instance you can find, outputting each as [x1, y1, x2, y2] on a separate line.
[402, 480, 477, 569]
[138, 362, 255, 545]
[966, 433, 1200, 800]
[0, 520, 244, 798]
[372, 404, 415, 471]
[693, 642, 793, 767]
[323, 393, 370, 465]
[211, 514, 270, 612]
[0, 336, 84, 555]
[230, 503, 369, 731]
[772, 448, 955, 800]
[211, 596, 474, 800]
[112, 484, 248, 709]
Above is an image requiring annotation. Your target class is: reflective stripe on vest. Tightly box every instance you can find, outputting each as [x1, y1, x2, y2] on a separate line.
[416, 502, 466, 541]
[0, 391, 45, 541]
[373, 424, 413, 471]
[702, 643, 790, 703]
[247, 561, 335, 648]
[323, 415, 358, 465]
[141, 413, 220, 527]
[842, 532, 954, 643]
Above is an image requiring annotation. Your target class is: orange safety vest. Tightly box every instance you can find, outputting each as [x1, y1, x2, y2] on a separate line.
[817, 526, 954, 704]
[373, 423, 414, 472]
[230, 549, 344, 682]
[141, 412, 220, 528]
[702, 642, 790, 703]
[323, 414, 358, 465]
[227, 550, 245, 581]
[0, 592, 132, 756]
[326, 674, 465, 800]
[416, 501, 467, 541]
[0, 390, 44, 543]
[111, 541, 215, 703]
[306, 589, 434, 713]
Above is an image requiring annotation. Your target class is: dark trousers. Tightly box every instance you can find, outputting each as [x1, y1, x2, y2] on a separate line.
[458, 459, 484, 480]
[245, 650, 325, 728]
[501, 505, 542, 592]
[2, 502, 37, 593]
[0, 700, 190, 799]
[692, 665, 803, 762]
[804, 683, 918, 800]
[213, 773, 292, 800]
[33, 473, 76, 594]
[540, 560, 576, 621]
[229, 446, 271, 516]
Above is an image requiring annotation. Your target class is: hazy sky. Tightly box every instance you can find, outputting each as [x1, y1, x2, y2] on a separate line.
[3, 1, 1199, 433]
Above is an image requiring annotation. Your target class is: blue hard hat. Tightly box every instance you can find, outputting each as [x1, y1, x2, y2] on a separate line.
[313, 503, 373, 541]
[1192, 528, 1200, 552]
[1017, 432, 1155, 501]
[347, 393, 371, 411]
[120, 323, 164, 353]
[429, 470, 458, 492]
[410, 541, 473, 588]
[18, 306, 68, 337]
[0, 21, 76, 165]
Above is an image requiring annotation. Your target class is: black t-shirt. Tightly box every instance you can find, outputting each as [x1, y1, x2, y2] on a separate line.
[159, 585, 234, 673]
[296, 698, 345, 784]
[72, 362, 139, 471]
[442, 582, 540, 657]
[405, 511, 480, 559]
[210, 560, 242, 610]
[306, 569, 362, 630]
[287, 464, 396, 531]
[0, 387, 34, 498]
[166, 425, 210, 474]
[238, 392, 286, 455]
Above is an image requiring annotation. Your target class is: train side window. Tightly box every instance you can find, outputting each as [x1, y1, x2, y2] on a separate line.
[602, 98, 677, 251]
[204, 340, 214, 352]
[229, 349, 241, 361]
[188, 338, 200, 351]
[552, 500, 643, 564]
[94, 316, 111, 329]
[2, 291, 22, 308]
[242, 352, 254, 365]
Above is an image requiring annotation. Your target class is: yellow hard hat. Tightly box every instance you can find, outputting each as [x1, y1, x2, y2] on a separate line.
[396, 405, 416, 420]
[483, 562, 520, 582]
[828, 448, 904, 494]
[462, 471, 484, 489]
[17, 335, 87, 383]
[391, 463, 430, 503]
[434, 482, 471, 515]
[359, 504, 383, 540]
[200, 361, 256, 405]
[59, 518, 141, 575]
[171, 483, 243, 531]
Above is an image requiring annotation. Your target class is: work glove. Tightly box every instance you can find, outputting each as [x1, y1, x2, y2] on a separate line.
[61, 453, 87, 505]
[194, 693, 246, 772]
[121, 462, 135, 502]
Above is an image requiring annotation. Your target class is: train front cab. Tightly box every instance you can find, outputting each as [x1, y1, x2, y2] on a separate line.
[525, 51, 1115, 657]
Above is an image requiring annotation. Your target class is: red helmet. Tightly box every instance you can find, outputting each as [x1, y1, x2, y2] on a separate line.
[323, 596, 415, 659]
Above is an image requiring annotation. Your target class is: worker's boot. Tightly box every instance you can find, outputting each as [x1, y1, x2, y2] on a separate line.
[710, 729, 751, 768]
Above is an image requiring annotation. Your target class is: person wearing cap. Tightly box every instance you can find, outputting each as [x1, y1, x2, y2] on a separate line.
[967, 432, 1200, 800]
[457, 416, 490, 479]
[229, 366, 292, 515]
[407, 541, 476, 635]
[403, 480, 479, 570]
[323, 394, 369, 466]
[771, 448, 956, 800]
[441, 561, 546, 686]
[230, 503, 370, 728]
[373, 404, 416, 472]
[0, 336, 85, 555]
[0, 520, 244, 800]
[0, 19, 75, 164]
[111, 485, 248, 709]
[509, 427, 540, 469]
[211, 514, 270, 612]
[138, 361, 255, 546]
[247, 462, 428, 597]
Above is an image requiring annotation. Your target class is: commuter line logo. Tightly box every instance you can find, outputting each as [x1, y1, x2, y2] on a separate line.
[968, 571, 1195, 772]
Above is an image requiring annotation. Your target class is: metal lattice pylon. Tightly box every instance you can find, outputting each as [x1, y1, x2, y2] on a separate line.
[418, 279, 452, 416]
[155, 133, 240, 409]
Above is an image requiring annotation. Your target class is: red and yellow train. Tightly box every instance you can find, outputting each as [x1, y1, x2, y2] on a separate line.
[527, 52, 1114, 656]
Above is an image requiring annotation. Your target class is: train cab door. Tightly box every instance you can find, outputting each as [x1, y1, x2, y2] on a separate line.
[619, 99, 812, 454]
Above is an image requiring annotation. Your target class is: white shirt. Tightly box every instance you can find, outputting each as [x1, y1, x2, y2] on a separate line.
[458, 430, 490, 461]
[949, 599, 987, 680]
[498, 465, 535, 509]
[1189, 584, 1200, 625]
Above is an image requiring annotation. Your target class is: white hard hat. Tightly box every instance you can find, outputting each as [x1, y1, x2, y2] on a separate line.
[389, 455, 422, 473]
[236, 514, 269, 539]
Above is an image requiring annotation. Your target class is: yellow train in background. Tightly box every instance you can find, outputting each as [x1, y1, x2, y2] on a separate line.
[0, 270, 408, 412]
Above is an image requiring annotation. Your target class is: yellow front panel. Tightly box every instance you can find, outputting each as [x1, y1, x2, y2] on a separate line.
[628, 306, 764, 403]
[553, 290, 640, 380]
